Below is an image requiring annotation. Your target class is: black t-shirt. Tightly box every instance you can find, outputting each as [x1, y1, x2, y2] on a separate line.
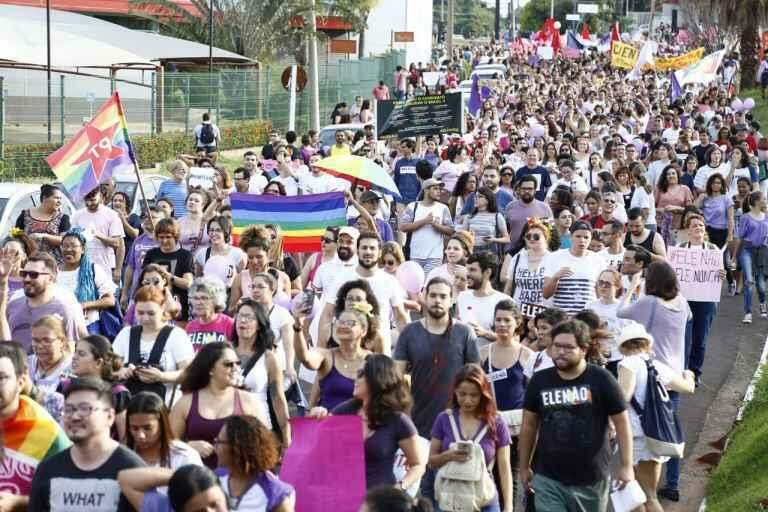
[523, 363, 626, 485]
[143, 247, 194, 321]
[29, 445, 145, 512]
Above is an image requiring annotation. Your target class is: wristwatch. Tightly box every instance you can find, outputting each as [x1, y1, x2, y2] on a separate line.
[293, 324, 302, 332]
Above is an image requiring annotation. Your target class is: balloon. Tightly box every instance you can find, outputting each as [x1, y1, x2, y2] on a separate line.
[554, 21, 562, 30]
[744, 98, 756, 110]
[274, 292, 292, 311]
[203, 256, 230, 285]
[531, 124, 546, 138]
[731, 98, 743, 111]
[397, 261, 425, 295]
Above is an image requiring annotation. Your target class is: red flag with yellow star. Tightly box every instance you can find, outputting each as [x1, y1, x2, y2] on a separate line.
[46, 92, 137, 202]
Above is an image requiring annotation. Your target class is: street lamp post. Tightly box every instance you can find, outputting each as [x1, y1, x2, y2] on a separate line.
[46, 0, 51, 142]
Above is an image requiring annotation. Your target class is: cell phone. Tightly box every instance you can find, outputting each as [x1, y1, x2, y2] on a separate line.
[300, 289, 315, 312]
[456, 441, 473, 454]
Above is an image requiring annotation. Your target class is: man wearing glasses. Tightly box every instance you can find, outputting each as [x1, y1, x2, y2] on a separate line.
[30, 378, 145, 512]
[4, 252, 87, 353]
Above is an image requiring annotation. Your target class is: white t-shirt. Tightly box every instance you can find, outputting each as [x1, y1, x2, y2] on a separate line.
[194, 246, 246, 288]
[273, 174, 300, 196]
[72, 205, 125, 270]
[299, 171, 348, 195]
[113, 325, 194, 404]
[645, 160, 671, 188]
[56, 264, 116, 325]
[619, 354, 676, 436]
[728, 166, 753, 197]
[598, 247, 625, 271]
[693, 164, 726, 191]
[400, 201, 453, 260]
[585, 300, 636, 362]
[456, 290, 512, 334]
[541, 249, 606, 314]
[248, 173, 269, 194]
[549, 175, 589, 196]
[630, 186, 657, 225]
[268, 304, 294, 372]
[523, 350, 554, 380]
[505, 250, 546, 306]
[311, 257, 359, 304]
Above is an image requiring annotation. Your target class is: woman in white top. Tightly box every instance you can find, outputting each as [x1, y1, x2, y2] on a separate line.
[586, 268, 634, 376]
[125, 392, 203, 472]
[459, 186, 510, 253]
[194, 216, 246, 289]
[616, 324, 695, 512]
[28, 315, 72, 402]
[232, 298, 290, 445]
[250, 272, 296, 384]
[725, 145, 759, 197]
[178, 189, 213, 253]
[630, 169, 657, 231]
[503, 218, 551, 307]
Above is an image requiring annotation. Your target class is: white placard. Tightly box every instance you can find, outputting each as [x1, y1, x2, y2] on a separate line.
[577, 3, 599, 13]
[188, 167, 216, 189]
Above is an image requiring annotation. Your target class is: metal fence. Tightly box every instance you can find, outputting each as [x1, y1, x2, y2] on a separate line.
[0, 50, 405, 175]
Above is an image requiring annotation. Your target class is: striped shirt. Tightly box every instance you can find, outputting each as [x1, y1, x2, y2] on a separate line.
[156, 179, 188, 217]
[541, 249, 607, 314]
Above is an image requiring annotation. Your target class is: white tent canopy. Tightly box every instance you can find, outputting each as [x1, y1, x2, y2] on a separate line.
[0, 5, 251, 68]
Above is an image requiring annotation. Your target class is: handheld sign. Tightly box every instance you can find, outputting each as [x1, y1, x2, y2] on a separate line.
[666, 246, 723, 302]
[188, 167, 215, 189]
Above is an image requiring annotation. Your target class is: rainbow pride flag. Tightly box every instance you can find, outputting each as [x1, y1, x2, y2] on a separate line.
[1, 395, 71, 495]
[231, 192, 347, 253]
[46, 91, 137, 202]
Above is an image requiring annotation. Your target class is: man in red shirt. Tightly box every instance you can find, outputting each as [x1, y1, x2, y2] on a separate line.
[372, 81, 390, 101]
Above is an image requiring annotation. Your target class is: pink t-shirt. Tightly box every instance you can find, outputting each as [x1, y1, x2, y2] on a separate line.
[72, 205, 124, 270]
[185, 314, 235, 351]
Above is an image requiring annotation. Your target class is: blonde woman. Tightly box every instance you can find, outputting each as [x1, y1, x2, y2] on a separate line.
[28, 315, 72, 400]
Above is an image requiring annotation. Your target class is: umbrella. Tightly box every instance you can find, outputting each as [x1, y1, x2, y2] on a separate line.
[314, 155, 401, 198]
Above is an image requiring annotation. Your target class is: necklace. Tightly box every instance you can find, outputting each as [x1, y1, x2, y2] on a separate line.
[336, 349, 362, 370]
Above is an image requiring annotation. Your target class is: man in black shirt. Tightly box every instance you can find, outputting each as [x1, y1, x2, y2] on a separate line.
[519, 319, 634, 511]
[29, 378, 145, 512]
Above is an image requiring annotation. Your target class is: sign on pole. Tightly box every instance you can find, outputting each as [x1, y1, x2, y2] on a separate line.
[393, 31, 415, 42]
[577, 3, 599, 13]
[566, 14, 581, 21]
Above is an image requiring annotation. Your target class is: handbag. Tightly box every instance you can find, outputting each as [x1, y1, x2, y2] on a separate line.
[487, 344, 523, 437]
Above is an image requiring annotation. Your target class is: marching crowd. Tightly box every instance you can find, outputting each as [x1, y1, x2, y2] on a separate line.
[0, 37, 764, 512]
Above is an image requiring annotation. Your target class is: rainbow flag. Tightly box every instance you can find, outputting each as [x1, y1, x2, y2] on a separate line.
[1, 395, 71, 495]
[46, 91, 137, 202]
[231, 192, 347, 253]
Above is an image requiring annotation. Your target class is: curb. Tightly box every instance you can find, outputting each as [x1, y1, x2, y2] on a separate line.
[697, 333, 768, 512]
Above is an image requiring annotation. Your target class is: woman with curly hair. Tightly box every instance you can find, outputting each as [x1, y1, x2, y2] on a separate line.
[310, 354, 426, 490]
[214, 415, 295, 511]
[170, 342, 266, 467]
[1, 229, 38, 294]
[449, 171, 477, 222]
[427, 363, 513, 512]
[263, 223, 301, 293]
[233, 299, 291, 447]
[229, 227, 292, 312]
[58, 228, 117, 334]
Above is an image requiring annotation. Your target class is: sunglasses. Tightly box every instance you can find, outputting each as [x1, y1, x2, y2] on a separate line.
[20, 270, 50, 280]
[321, 237, 337, 244]
[221, 360, 241, 369]
[525, 233, 541, 241]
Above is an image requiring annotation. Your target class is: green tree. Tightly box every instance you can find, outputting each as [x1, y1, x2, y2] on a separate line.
[519, 0, 574, 33]
[454, 0, 495, 39]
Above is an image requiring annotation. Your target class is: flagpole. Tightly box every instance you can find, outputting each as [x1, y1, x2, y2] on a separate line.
[115, 92, 153, 224]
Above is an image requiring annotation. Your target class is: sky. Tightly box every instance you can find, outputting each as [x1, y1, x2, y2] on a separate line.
[479, 0, 533, 18]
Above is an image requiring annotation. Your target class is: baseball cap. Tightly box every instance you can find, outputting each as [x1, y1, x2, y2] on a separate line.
[338, 226, 360, 240]
[359, 190, 381, 203]
[422, 178, 444, 190]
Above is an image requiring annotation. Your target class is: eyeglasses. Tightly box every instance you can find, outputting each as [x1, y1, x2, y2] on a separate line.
[382, 259, 398, 266]
[335, 319, 360, 327]
[20, 270, 50, 280]
[142, 279, 163, 286]
[501, 173, 513, 177]
[63, 404, 108, 417]
[321, 237, 337, 244]
[208, 228, 224, 234]
[191, 295, 212, 302]
[603, 198, 616, 204]
[221, 360, 241, 369]
[237, 313, 257, 322]
[525, 233, 541, 242]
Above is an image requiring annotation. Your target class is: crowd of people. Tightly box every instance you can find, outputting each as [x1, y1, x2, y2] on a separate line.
[0, 35, 762, 512]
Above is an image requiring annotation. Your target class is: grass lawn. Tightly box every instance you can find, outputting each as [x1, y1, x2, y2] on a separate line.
[740, 88, 768, 127]
[705, 368, 768, 511]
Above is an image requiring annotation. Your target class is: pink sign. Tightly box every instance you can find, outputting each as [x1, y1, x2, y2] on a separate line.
[667, 246, 724, 302]
[280, 416, 366, 512]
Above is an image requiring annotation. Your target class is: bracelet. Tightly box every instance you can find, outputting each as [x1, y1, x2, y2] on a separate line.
[293, 324, 302, 332]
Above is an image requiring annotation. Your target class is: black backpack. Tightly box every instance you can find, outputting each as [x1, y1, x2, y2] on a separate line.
[199, 123, 215, 145]
[126, 325, 173, 401]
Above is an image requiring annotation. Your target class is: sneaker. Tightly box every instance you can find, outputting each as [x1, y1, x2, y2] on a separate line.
[761, 304, 768, 318]
[658, 487, 680, 502]
[728, 283, 737, 296]
[743, 313, 753, 324]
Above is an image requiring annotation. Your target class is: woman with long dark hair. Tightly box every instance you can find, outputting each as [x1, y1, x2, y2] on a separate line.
[120, 464, 229, 512]
[15, 184, 70, 263]
[428, 364, 513, 512]
[459, 187, 510, 253]
[655, 165, 693, 245]
[170, 342, 266, 467]
[310, 354, 426, 490]
[233, 299, 291, 447]
[449, 171, 477, 221]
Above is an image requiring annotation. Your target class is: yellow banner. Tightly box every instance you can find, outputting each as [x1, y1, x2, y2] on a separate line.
[655, 47, 705, 71]
[611, 42, 639, 69]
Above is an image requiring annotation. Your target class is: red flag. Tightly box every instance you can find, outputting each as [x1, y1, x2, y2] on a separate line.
[552, 28, 562, 53]
[581, 23, 591, 40]
[535, 17, 555, 42]
[611, 22, 620, 42]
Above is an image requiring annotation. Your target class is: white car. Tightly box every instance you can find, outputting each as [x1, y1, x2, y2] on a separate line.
[112, 173, 167, 216]
[0, 183, 76, 239]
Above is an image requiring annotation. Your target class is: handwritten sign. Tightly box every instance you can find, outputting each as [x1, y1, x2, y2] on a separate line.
[666, 246, 723, 302]
[188, 167, 215, 189]
[611, 42, 639, 69]
[655, 47, 705, 71]
[281, 416, 366, 512]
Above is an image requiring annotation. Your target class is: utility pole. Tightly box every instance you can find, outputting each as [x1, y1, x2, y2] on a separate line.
[648, 0, 656, 40]
[494, 0, 500, 41]
[511, 0, 516, 38]
[46, 0, 51, 142]
[309, 0, 320, 132]
[447, 0, 455, 56]
[550, 0, 554, 18]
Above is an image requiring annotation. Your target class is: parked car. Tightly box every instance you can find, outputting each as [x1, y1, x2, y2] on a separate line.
[0, 183, 76, 239]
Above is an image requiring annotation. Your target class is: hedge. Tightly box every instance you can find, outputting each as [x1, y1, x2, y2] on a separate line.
[0, 119, 272, 180]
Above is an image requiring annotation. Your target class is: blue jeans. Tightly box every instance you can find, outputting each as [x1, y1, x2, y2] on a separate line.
[684, 301, 718, 377]
[664, 391, 682, 490]
[739, 246, 767, 313]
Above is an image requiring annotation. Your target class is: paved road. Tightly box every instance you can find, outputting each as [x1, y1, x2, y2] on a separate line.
[666, 290, 767, 510]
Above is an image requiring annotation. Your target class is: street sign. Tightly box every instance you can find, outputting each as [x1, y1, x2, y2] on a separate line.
[329, 39, 357, 54]
[281, 65, 308, 92]
[577, 3, 599, 13]
[393, 31, 415, 43]
[86, 92, 95, 103]
[566, 14, 581, 21]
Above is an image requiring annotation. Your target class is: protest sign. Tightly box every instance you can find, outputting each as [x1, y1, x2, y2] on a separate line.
[537, 45, 554, 60]
[188, 167, 215, 189]
[281, 416, 366, 512]
[393, 436, 430, 497]
[655, 47, 705, 71]
[611, 42, 639, 69]
[519, 302, 547, 319]
[377, 93, 463, 139]
[666, 246, 723, 302]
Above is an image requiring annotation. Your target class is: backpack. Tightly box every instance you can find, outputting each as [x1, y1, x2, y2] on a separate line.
[434, 410, 497, 511]
[126, 325, 174, 402]
[199, 123, 215, 145]
[630, 358, 685, 458]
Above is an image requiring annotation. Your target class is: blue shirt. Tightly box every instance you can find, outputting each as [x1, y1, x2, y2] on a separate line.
[516, 165, 553, 201]
[348, 216, 394, 242]
[460, 188, 514, 216]
[156, 179, 188, 217]
[394, 158, 421, 203]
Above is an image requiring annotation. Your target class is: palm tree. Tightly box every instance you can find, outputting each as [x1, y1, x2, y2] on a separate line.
[706, 0, 768, 89]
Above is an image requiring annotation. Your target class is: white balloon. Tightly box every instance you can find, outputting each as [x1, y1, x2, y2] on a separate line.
[744, 98, 756, 110]
[554, 21, 562, 30]
[731, 98, 743, 111]
[531, 124, 546, 138]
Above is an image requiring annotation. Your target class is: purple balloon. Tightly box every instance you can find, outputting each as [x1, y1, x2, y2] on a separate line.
[397, 261, 425, 295]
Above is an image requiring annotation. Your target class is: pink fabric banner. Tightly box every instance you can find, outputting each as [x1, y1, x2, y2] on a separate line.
[280, 416, 366, 512]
